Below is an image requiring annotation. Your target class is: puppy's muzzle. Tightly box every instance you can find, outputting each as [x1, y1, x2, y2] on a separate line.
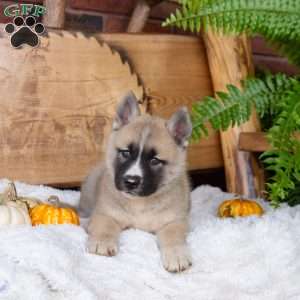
[123, 175, 142, 191]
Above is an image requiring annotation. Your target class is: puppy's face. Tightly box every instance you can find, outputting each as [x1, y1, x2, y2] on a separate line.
[106, 92, 192, 197]
[113, 124, 167, 196]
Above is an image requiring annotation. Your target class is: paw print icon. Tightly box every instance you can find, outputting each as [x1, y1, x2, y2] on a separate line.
[4, 16, 45, 48]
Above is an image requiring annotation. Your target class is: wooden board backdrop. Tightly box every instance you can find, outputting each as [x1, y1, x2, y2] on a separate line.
[0, 31, 223, 186]
[0, 31, 143, 186]
[100, 34, 223, 171]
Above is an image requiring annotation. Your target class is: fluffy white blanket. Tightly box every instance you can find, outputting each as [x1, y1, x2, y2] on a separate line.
[0, 179, 300, 300]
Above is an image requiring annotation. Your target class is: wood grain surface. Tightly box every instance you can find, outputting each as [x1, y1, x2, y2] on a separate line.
[44, 0, 67, 29]
[0, 32, 223, 186]
[99, 34, 223, 170]
[127, 0, 163, 32]
[239, 132, 300, 152]
[203, 32, 265, 197]
[0, 31, 143, 186]
[239, 132, 271, 152]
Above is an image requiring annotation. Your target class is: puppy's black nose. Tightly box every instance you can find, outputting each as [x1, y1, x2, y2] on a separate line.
[123, 175, 141, 190]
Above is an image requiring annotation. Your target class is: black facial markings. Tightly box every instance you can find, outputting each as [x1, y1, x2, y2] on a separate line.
[4, 16, 45, 48]
[138, 147, 166, 196]
[128, 143, 139, 158]
[114, 142, 166, 197]
[114, 143, 139, 192]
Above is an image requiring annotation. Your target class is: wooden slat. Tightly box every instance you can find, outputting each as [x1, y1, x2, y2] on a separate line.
[127, 0, 163, 33]
[239, 132, 300, 152]
[43, 0, 67, 29]
[203, 32, 264, 197]
[239, 132, 271, 152]
[99, 33, 223, 170]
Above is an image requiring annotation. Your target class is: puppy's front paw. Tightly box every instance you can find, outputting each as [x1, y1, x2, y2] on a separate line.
[87, 236, 118, 256]
[161, 245, 192, 273]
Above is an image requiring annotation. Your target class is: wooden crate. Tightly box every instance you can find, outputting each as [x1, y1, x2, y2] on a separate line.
[0, 20, 263, 196]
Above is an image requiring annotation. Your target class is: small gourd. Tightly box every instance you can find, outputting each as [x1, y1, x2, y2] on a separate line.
[30, 196, 80, 226]
[0, 183, 31, 226]
[0, 182, 41, 209]
[218, 198, 264, 218]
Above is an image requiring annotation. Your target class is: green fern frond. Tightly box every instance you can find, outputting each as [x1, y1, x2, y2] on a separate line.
[163, 0, 300, 66]
[191, 74, 297, 140]
[260, 87, 300, 207]
[163, 0, 300, 38]
[191, 74, 300, 207]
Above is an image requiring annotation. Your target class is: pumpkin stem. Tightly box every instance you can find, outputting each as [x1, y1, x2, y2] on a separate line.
[48, 195, 60, 206]
[234, 194, 245, 201]
[3, 182, 17, 203]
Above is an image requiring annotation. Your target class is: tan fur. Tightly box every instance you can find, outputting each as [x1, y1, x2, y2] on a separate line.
[80, 114, 192, 272]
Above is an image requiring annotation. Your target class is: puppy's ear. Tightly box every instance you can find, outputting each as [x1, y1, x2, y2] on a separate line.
[167, 107, 192, 147]
[113, 91, 141, 130]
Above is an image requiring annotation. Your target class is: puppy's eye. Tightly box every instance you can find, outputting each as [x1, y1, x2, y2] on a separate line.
[119, 149, 131, 159]
[150, 157, 163, 166]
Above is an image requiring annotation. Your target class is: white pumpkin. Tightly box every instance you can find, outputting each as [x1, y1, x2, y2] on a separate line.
[0, 200, 31, 226]
[0, 182, 41, 209]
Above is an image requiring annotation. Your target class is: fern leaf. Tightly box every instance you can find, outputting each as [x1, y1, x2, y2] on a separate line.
[191, 74, 297, 139]
[260, 84, 300, 207]
[163, 0, 300, 66]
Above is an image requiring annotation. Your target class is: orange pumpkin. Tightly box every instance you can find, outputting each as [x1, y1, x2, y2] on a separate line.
[30, 196, 80, 226]
[218, 198, 264, 218]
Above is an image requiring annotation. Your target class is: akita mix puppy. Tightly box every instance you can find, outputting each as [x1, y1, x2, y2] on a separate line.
[79, 91, 192, 272]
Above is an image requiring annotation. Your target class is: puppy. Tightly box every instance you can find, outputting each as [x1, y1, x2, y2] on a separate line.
[79, 91, 192, 272]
